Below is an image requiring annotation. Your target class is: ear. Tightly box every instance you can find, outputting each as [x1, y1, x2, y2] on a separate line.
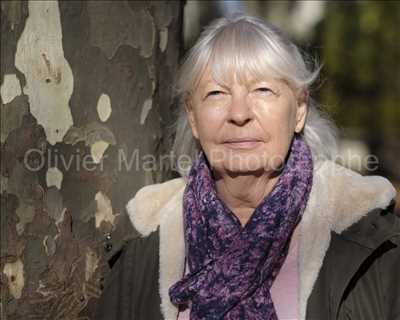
[294, 93, 308, 133]
[184, 96, 199, 139]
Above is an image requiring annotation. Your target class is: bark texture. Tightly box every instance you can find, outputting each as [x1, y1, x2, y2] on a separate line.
[0, 1, 183, 319]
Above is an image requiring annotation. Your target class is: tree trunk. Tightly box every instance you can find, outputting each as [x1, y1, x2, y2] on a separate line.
[0, 1, 183, 319]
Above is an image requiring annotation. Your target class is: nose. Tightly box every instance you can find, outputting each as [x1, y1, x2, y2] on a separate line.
[228, 94, 253, 126]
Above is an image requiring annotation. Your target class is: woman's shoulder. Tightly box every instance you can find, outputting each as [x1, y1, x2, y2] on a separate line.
[309, 160, 397, 234]
[95, 229, 163, 320]
[324, 202, 400, 318]
[125, 177, 186, 237]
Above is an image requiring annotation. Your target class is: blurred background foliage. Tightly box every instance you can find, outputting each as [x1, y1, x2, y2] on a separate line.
[318, 1, 399, 147]
[183, 0, 400, 211]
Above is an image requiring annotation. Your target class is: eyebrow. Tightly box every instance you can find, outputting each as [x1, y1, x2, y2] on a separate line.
[199, 78, 281, 92]
[200, 80, 227, 90]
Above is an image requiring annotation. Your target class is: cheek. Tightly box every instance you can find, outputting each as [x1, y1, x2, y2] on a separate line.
[194, 106, 225, 140]
[254, 99, 296, 137]
[254, 100, 297, 163]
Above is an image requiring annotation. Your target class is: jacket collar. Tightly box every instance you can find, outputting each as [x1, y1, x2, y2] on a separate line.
[339, 200, 400, 249]
[126, 160, 396, 320]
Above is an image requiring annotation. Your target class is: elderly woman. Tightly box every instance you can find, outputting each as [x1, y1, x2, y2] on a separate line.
[95, 15, 399, 320]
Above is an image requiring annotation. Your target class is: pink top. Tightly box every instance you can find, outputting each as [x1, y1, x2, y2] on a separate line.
[177, 235, 299, 320]
[270, 233, 299, 320]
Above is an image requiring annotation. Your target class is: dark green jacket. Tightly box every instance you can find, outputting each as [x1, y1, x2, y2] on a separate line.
[95, 162, 400, 320]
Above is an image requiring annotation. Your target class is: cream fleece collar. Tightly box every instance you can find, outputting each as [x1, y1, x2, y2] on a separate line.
[126, 160, 396, 320]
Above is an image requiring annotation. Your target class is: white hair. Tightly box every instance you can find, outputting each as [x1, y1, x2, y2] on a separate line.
[171, 14, 338, 176]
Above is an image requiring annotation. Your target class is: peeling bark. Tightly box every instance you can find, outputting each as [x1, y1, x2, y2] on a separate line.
[1, 1, 183, 319]
[15, 0, 74, 146]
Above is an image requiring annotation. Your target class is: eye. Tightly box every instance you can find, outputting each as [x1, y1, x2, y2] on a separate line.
[204, 90, 225, 99]
[255, 87, 274, 95]
[206, 90, 225, 98]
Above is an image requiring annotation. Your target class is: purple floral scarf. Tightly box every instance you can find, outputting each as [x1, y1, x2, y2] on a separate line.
[169, 134, 313, 319]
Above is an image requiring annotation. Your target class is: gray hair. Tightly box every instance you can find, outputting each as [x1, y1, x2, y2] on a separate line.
[172, 14, 338, 176]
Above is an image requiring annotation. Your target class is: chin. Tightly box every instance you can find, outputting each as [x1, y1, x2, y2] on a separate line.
[213, 154, 270, 174]
[209, 149, 289, 175]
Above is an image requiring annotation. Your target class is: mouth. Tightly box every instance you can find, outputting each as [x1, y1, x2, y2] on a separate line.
[222, 138, 263, 150]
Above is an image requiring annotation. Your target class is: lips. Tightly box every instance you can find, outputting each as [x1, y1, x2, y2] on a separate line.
[222, 138, 263, 150]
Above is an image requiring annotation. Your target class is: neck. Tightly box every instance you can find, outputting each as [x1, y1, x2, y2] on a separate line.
[214, 169, 281, 226]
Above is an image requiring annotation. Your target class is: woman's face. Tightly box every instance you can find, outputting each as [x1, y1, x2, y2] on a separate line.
[186, 67, 307, 175]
